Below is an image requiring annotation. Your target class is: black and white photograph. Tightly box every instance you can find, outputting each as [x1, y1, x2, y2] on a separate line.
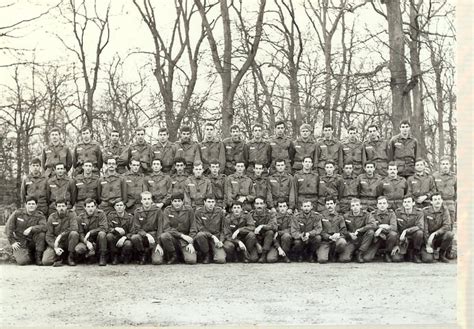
[0, 0, 470, 328]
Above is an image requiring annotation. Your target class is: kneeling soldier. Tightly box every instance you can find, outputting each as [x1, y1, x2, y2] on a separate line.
[160, 193, 197, 265]
[7, 196, 47, 265]
[106, 199, 133, 264]
[194, 195, 228, 264]
[225, 202, 257, 262]
[42, 199, 80, 266]
[75, 198, 108, 265]
[249, 197, 278, 263]
[317, 197, 347, 263]
[290, 200, 322, 263]
[267, 199, 294, 263]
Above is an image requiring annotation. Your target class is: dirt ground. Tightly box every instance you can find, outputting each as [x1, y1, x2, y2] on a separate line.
[0, 260, 456, 327]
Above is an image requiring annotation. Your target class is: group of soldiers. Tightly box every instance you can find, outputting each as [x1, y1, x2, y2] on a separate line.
[7, 120, 456, 267]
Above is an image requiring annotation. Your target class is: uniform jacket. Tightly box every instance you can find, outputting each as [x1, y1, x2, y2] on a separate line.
[342, 140, 364, 168]
[394, 207, 424, 234]
[432, 171, 456, 201]
[169, 173, 189, 196]
[199, 138, 226, 172]
[357, 173, 382, 199]
[184, 176, 213, 207]
[106, 210, 133, 235]
[130, 205, 163, 239]
[222, 136, 246, 172]
[362, 138, 389, 163]
[77, 209, 108, 241]
[208, 174, 226, 202]
[294, 170, 319, 200]
[224, 174, 256, 206]
[42, 143, 73, 174]
[73, 141, 103, 170]
[162, 205, 197, 239]
[248, 209, 277, 232]
[244, 138, 271, 168]
[7, 209, 46, 244]
[341, 173, 358, 200]
[269, 135, 293, 168]
[122, 171, 147, 207]
[318, 174, 344, 201]
[290, 137, 317, 171]
[407, 173, 436, 200]
[73, 174, 100, 204]
[175, 140, 201, 166]
[225, 212, 255, 241]
[320, 210, 347, 241]
[194, 206, 226, 241]
[45, 210, 78, 247]
[423, 205, 451, 241]
[48, 175, 74, 205]
[98, 173, 125, 204]
[145, 172, 172, 205]
[267, 172, 296, 209]
[21, 174, 49, 207]
[118, 141, 153, 173]
[152, 141, 177, 171]
[343, 211, 376, 235]
[369, 209, 397, 233]
[290, 210, 322, 239]
[316, 137, 343, 170]
[252, 176, 270, 207]
[377, 176, 407, 201]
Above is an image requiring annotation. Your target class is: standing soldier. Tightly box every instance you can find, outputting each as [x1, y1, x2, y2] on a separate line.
[315, 124, 343, 176]
[377, 161, 407, 211]
[122, 159, 148, 214]
[251, 163, 270, 208]
[72, 161, 100, 215]
[294, 156, 319, 209]
[42, 199, 80, 266]
[290, 124, 317, 173]
[290, 200, 322, 263]
[317, 161, 344, 212]
[199, 122, 225, 174]
[118, 127, 153, 174]
[73, 126, 103, 176]
[7, 197, 46, 265]
[194, 195, 228, 264]
[266, 159, 296, 212]
[389, 120, 419, 178]
[339, 162, 359, 214]
[129, 191, 163, 265]
[244, 124, 271, 177]
[224, 161, 256, 212]
[225, 201, 258, 262]
[170, 157, 191, 196]
[42, 127, 72, 177]
[342, 126, 364, 176]
[159, 193, 197, 265]
[363, 124, 390, 176]
[356, 161, 382, 211]
[98, 158, 125, 215]
[208, 161, 226, 209]
[433, 156, 456, 234]
[103, 129, 126, 174]
[267, 200, 294, 263]
[21, 158, 49, 216]
[340, 198, 376, 263]
[106, 199, 133, 265]
[184, 162, 213, 208]
[145, 159, 172, 209]
[407, 159, 436, 209]
[269, 121, 293, 173]
[317, 197, 347, 263]
[152, 127, 177, 174]
[175, 126, 201, 174]
[249, 197, 277, 263]
[74, 199, 108, 266]
[223, 124, 246, 175]
[47, 163, 74, 214]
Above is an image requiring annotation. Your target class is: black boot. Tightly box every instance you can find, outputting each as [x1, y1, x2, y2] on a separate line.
[439, 249, 450, 263]
[99, 253, 107, 266]
[202, 253, 211, 264]
[283, 256, 291, 263]
[122, 253, 131, 265]
[139, 253, 147, 265]
[35, 252, 43, 266]
[67, 253, 76, 266]
[258, 251, 267, 263]
[111, 253, 119, 265]
[413, 251, 422, 263]
[384, 253, 392, 263]
[53, 258, 64, 267]
[357, 252, 365, 263]
[166, 253, 177, 265]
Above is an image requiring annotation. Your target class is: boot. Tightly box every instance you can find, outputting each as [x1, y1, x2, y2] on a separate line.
[438, 249, 450, 263]
[202, 253, 211, 264]
[282, 256, 291, 263]
[357, 252, 365, 263]
[139, 253, 147, 265]
[258, 251, 267, 263]
[35, 252, 43, 266]
[413, 251, 422, 263]
[67, 253, 76, 266]
[384, 253, 392, 263]
[99, 253, 107, 266]
[53, 258, 64, 267]
[111, 253, 119, 265]
[166, 253, 177, 265]
[122, 253, 131, 265]
[307, 254, 316, 263]
[297, 255, 304, 263]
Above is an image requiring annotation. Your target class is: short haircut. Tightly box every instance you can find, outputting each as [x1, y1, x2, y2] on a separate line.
[130, 159, 141, 165]
[230, 124, 240, 131]
[325, 196, 337, 204]
[254, 196, 265, 203]
[171, 193, 184, 201]
[377, 195, 388, 202]
[367, 124, 378, 131]
[276, 198, 288, 206]
[350, 198, 361, 204]
[152, 158, 162, 165]
[209, 160, 220, 166]
[25, 196, 38, 204]
[431, 192, 443, 200]
[348, 126, 357, 132]
[365, 161, 375, 168]
[302, 156, 313, 163]
[49, 127, 61, 134]
[181, 125, 191, 133]
[205, 122, 214, 128]
[31, 158, 41, 165]
[83, 160, 93, 166]
[231, 201, 243, 208]
[388, 161, 397, 167]
[112, 198, 124, 206]
[343, 161, 353, 167]
[275, 120, 286, 128]
[105, 157, 117, 164]
[323, 124, 333, 130]
[204, 194, 216, 201]
[174, 157, 186, 165]
[158, 127, 169, 134]
[80, 126, 91, 133]
[402, 194, 414, 202]
[400, 120, 411, 127]
[84, 198, 97, 206]
[56, 198, 67, 206]
[275, 159, 286, 165]
[140, 191, 152, 199]
[415, 158, 425, 164]
[440, 155, 450, 163]
[325, 160, 335, 166]
[55, 162, 65, 169]
[193, 161, 203, 168]
[110, 129, 119, 134]
[253, 124, 263, 130]
[135, 126, 146, 133]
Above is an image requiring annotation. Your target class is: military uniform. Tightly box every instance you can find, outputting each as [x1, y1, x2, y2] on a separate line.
[317, 174, 344, 212]
[118, 141, 153, 174]
[208, 173, 226, 208]
[252, 175, 271, 208]
[175, 140, 201, 174]
[98, 173, 125, 214]
[421, 205, 454, 262]
[339, 173, 358, 213]
[20, 174, 49, 216]
[433, 171, 456, 224]
[42, 143, 73, 177]
[222, 136, 246, 175]
[294, 170, 319, 209]
[290, 210, 322, 262]
[315, 137, 343, 176]
[106, 210, 133, 263]
[342, 140, 364, 176]
[199, 138, 226, 174]
[389, 134, 419, 178]
[248, 208, 277, 257]
[169, 172, 190, 196]
[393, 207, 424, 261]
[103, 142, 126, 174]
[266, 172, 296, 210]
[267, 212, 294, 262]
[129, 205, 163, 264]
[73, 174, 100, 214]
[145, 172, 172, 206]
[244, 138, 271, 176]
[122, 171, 147, 213]
[356, 173, 382, 211]
[47, 175, 74, 213]
[194, 206, 228, 263]
[152, 141, 177, 174]
[183, 176, 213, 207]
[317, 210, 347, 263]
[377, 176, 407, 210]
[224, 173, 256, 211]
[269, 135, 293, 173]
[290, 137, 317, 172]
[224, 212, 257, 262]
[73, 141, 103, 176]
[364, 209, 398, 261]
[407, 173, 436, 209]
[340, 211, 376, 262]
[75, 209, 108, 261]
[362, 137, 390, 176]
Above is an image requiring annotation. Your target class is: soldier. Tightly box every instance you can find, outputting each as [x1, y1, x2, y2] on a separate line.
[73, 126, 103, 176]
[169, 158, 189, 196]
[152, 127, 177, 174]
[365, 196, 399, 262]
[317, 197, 347, 263]
[339, 162, 359, 214]
[118, 127, 153, 174]
[342, 126, 364, 176]
[290, 123, 317, 172]
[194, 195, 228, 264]
[422, 193, 454, 263]
[269, 121, 293, 173]
[267, 199, 294, 263]
[42, 127, 73, 177]
[208, 161, 226, 209]
[175, 125, 201, 174]
[389, 120, 419, 178]
[103, 129, 126, 174]
[199, 122, 225, 174]
[129, 191, 163, 265]
[378, 161, 408, 210]
[21, 158, 49, 216]
[42, 199, 80, 266]
[122, 159, 148, 214]
[244, 124, 271, 177]
[356, 161, 382, 211]
[98, 158, 125, 214]
[266, 159, 296, 212]
[290, 200, 322, 263]
[316, 124, 343, 176]
[7, 196, 46, 265]
[407, 158, 436, 209]
[223, 124, 246, 175]
[294, 156, 319, 209]
[75, 198, 108, 266]
[225, 201, 257, 263]
[183, 162, 213, 208]
[145, 159, 172, 209]
[433, 156, 456, 226]
[340, 198, 376, 263]
[251, 163, 270, 208]
[248, 197, 277, 263]
[363, 124, 390, 176]
[72, 161, 100, 215]
[317, 160, 344, 212]
[159, 193, 197, 265]
[47, 162, 74, 214]
[106, 199, 133, 265]
[224, 161, 256, 212]
[393, 195, 424, 263]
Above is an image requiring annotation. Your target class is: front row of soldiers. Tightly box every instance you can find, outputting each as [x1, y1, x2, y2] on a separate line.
[7, 187, 454, 266]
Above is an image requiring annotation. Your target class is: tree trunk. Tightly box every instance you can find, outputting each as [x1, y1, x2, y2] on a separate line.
[430, 46, 445, 158]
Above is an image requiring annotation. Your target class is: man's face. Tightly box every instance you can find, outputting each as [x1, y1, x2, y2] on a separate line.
[131, 161, 141, 173]
[114, 202, 125, 213]
[431, 195, 443, 208]
[204, 199, 216, 210]
[205, 125, 215, 139]
[415, 161, 425, 173]
[325, 164, 335, 175]
[368, 127, 378, 139]
[377, 198, 388, 211]
[254, 165, 264, 176]
[193, 165, 203, 177]
[253, 127, 263, 139]
[31, 163, 41, 175]
[276, 162, 285, 173]
[50, 131, 60, 143]
[210, 164, 219, 175]
[175, 162, 185, 174]
[85, 202, 96, 215]
[56, 203, 67, 215]
[254, 198, 265, 210]
[275, 124, 285, 136]
[365, 164, 375, 175]
[440, 160, 450, 173]
[388, 166, 397, 177]
[158, 131, 169, 143]
[55, 165, 65, 177]
[25, 200, 37, 213]
[83, 163, 93, 174]
[107, 160, 117, 172]
[343, 165, 353, 175]
[152, 161, 162, 173]
[301, 202, 312, 213]
[277, 202, 288, 214]
[231, 128, 240, 140]
[403, 197, 414, 210]
[235, 163, 245, 174]
[110, 132, 119, 143]
[300, 128, 311, 139]
[141, 194, 153, 208]
[325, 200, 336, 212]
[323, 127, 333, 138]
[181, 131, 191, 142]
[82, 130, 91, 142]
[348, 130, 357, 140]
[400, 124, 410, 136]
[302, 158, 313, 170]
[171, 198, 183, 209]
[136, 130, 145, 143]
[232, 205, 242, 215]
[350, 201, 361, 213]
